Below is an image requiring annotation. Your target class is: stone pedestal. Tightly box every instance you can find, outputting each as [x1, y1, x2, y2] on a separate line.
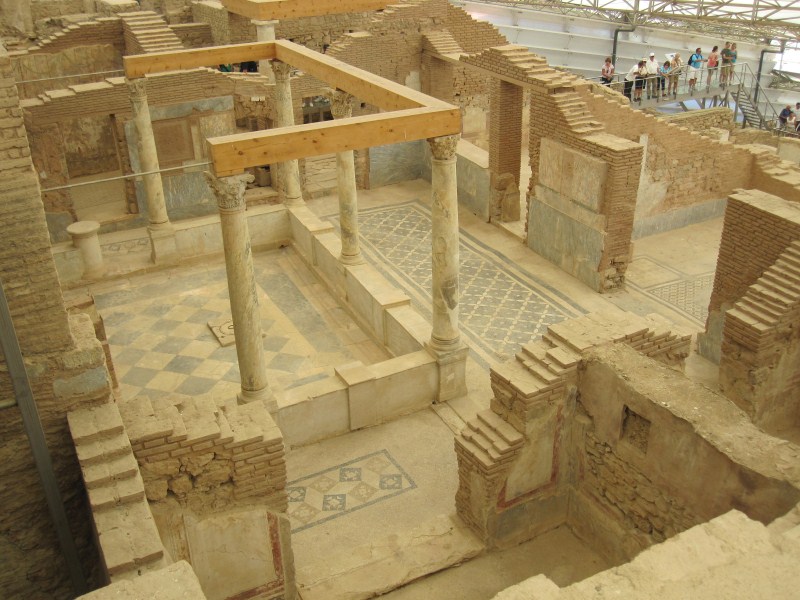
[127, 78, 177, 264]
[328, 89, 363, 265]
[427, 135, 468, 401]
[252, 19, 277, 82]
[272, 61, 303, 207]
[66, 220, 104, 278]
[205, 173, 275, 411]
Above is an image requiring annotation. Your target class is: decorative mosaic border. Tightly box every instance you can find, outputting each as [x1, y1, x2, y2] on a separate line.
[287, 449, 416, 533]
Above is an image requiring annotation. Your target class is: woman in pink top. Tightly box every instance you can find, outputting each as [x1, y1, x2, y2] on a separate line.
[706, 45, 719, 90]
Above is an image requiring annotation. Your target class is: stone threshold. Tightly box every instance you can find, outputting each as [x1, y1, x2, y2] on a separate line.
[295, 513, 484, 600]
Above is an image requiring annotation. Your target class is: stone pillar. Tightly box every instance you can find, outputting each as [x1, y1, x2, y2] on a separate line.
[66, 220, 104, 279]
[328, 89, 363, 265]
[252, 19, 277, 82]
[127, 78, 177, 263]
[427, 135, 468, 402]
[205, 173, 275, 411]
[272, 60, 303, 207]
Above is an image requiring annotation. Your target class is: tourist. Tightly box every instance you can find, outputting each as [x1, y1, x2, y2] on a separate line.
[601, 56, 614, 85]
[669, 53, 682, 97]
[623, 61, 638, 100]
[659, 60, 671, 99]
[730, 43, 738, 82]
[634, 60, 647, 102]
[779, 105, 794, 129]
[645, 52, 659, 100]
[706, 45, 719, 90]
[687, 48, 706, 95]
[720, 42, 733, 88]
[218, 63, 233, 72]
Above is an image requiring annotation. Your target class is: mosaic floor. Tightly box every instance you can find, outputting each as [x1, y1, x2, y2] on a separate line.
[93, 249, 388, 400]
[286, 449, 416, 533]
[626, 255, 715, 325]
[331, 201, 584, 366]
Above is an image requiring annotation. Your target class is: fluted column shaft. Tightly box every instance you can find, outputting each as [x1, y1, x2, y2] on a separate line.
[428, 135, 461, 350]
[272, 61, 303, 206]
[205, 173, 274, 409]
[328, 89, 363, 264]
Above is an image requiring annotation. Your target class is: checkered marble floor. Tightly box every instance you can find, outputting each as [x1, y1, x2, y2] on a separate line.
[286, 449, 416, 533]
[332, 201, 584, 365]
[94, 248, 388, 400]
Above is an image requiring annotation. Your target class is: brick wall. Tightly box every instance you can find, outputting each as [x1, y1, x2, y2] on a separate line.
[119, 394, 287, 512]
[581, 90, 753, 214]
[0, 44, 112, 599]
[708, 190, 800, 313]
[445, 3, 506, 53]
[720, 238, 800, 433]
[20, 18, 125, 56]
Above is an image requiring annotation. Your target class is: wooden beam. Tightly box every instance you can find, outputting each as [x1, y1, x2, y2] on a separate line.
[124, 42, 276, 78]
[221, 0, 389, 20]
[274, 40, 449, 111]
[207, 107, 461, 176]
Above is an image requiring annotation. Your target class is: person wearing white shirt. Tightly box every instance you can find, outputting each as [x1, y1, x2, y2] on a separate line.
[645, 52, 659, 100]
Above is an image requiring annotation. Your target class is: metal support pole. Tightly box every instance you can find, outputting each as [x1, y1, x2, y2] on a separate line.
[0, 280, 87, 595]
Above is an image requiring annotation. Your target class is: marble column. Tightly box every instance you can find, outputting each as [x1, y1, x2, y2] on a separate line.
[327, 89, 363, 265]
[205, 173, 275, 411]
[427, 134, 468, 402]
[66, 220, 104, 279]
[271, 60, 303, 207]
[252, 19, 277, 82]
[127, 78, 177, 263]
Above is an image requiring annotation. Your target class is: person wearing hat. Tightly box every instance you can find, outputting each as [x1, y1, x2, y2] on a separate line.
[645, 52, 659, 100]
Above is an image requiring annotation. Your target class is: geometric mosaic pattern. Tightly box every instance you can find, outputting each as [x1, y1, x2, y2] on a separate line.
[286, 450, 416, 533]
[94, 254, 359, 400]
[647, 274, 715, 322]
[349, 202, 583, 363]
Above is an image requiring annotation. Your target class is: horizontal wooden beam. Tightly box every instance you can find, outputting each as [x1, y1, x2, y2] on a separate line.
[221, 0, 389, 20]
[207, 107, 461, 176]
[124, 42, 276, 79]
[274, 40, 448, 111]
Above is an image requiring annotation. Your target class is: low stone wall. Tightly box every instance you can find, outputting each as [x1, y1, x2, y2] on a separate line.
[571, 343, 800, 563]
[51, 203, 291, 286]
[659, 106, 734, 133]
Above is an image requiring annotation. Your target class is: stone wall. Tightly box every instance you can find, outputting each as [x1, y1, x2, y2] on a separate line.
[659, 106, 734, 133]
[11, 45, 122, 99]
[580, 90, 753, 233]
[572, 344, 800, 563]
[0, 44, 113, 599]
[699, 189, 800, 363]
[455, 308, 691, 545]
[169, 22, 214, 48]
[30, 0, 86, 22]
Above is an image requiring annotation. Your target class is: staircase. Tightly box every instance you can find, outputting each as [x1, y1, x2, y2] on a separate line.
[735, 85, 768, 130]
[120, 11, 184, 54]
[68, 403, 167, 580]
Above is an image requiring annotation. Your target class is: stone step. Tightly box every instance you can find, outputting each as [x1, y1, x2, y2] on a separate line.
[75, 430, 133, 467]
[68, 402, 126, 444]
[94, 500, 164, 577]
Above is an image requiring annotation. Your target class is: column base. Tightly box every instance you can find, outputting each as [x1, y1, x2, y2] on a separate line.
[147, 224, 179, 265]
[238, 386, 277, 413]
[284, 196, 305, 208]
[339, 252, 365, 266]
[425, 341, 469, 403]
